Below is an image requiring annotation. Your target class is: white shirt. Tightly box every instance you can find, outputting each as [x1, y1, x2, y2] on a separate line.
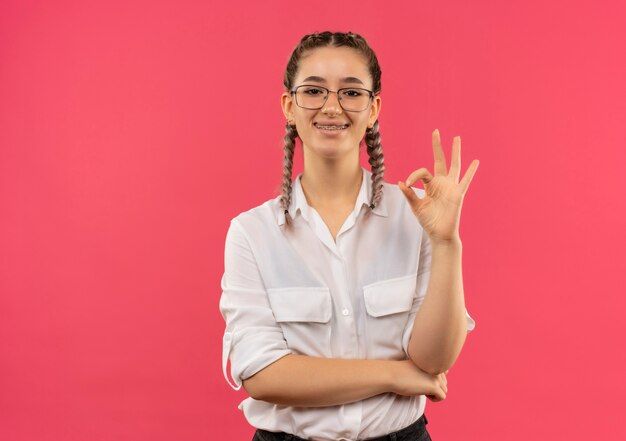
[219, 166, 475, 441]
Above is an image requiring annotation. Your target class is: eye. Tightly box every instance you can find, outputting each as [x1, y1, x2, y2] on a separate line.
[302, 87, 325, 95]
[342, 89, 364, 97]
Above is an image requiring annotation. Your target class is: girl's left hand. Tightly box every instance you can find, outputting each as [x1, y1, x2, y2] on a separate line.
[398, 129, 479, 243]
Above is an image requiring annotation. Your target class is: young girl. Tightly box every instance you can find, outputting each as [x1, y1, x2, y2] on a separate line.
[220, 31, 479, 441]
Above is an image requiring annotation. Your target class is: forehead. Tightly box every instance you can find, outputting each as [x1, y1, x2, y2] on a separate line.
[296, 46, 371, 87]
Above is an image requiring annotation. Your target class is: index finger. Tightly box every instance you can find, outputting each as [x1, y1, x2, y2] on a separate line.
[432, 129, 448, 176]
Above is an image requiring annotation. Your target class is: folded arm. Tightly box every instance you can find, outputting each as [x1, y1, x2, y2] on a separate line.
[243, 354, 396, 407]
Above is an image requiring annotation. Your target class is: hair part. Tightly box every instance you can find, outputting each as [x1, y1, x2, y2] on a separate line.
[279, 31, 385, 227]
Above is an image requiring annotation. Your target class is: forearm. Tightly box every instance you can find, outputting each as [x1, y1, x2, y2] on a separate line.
[242, 354, 396, 407]
[407, 237, 468, 375]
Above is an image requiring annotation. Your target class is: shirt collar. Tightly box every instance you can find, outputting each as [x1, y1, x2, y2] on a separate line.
[277, 166, 388, 226]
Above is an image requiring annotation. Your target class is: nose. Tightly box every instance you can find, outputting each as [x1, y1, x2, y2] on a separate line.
[321, 91, 343, 115]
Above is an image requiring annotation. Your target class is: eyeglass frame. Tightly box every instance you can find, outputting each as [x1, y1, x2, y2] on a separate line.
[289, 84, 377, 112]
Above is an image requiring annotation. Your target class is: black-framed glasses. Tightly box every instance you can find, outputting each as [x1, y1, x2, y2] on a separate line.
[290, 84, 375, 112]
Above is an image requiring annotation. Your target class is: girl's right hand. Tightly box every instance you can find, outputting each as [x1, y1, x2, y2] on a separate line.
[391, 360, 449, 402]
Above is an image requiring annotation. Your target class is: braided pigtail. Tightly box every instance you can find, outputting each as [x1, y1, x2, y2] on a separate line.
[280, 122, 298, 226]
[365, 119, 385, 209]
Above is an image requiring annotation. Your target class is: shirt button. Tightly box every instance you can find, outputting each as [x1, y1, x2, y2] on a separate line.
[342, 308, 349, 316]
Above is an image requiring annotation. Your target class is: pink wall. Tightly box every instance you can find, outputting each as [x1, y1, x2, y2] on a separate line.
[1, 0, 625, 439]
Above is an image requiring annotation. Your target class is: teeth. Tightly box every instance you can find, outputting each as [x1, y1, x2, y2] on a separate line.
[316, 123, 348, 130]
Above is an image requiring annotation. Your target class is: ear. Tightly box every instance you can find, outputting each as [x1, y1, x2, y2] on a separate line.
[281, 92, 295, 121]
[368, 95, 381, 127]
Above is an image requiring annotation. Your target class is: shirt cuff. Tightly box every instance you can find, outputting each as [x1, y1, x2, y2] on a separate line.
[222, 330, 293, 391]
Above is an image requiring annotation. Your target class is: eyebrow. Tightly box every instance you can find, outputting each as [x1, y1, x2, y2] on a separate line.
[301, 75, 365, 85]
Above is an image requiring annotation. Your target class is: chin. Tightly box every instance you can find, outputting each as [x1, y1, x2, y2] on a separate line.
[306, 143, 357, 159]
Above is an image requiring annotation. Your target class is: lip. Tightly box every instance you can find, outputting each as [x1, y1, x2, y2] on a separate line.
[313, 121, 350, 138]
[313, 122, 350, 136]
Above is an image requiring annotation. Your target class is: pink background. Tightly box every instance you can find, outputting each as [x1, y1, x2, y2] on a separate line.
[1, 0, 625, 439]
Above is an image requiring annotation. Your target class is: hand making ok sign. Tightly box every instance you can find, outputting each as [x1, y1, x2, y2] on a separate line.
[398, 129, 479, 244]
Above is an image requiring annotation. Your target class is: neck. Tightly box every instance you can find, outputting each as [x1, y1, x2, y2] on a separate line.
[299, 151, 363, 210]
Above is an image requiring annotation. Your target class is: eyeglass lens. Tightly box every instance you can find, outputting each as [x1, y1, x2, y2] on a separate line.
[294, 86, 371, 111]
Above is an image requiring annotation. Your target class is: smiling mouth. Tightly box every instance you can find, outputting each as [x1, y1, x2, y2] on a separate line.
[314, 122, 350, 131]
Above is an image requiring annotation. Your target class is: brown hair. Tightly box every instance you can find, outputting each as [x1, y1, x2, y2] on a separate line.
[279, 31, 385, 226]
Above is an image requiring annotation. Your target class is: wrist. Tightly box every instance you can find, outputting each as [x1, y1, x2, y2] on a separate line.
[430, 235, 462, 248]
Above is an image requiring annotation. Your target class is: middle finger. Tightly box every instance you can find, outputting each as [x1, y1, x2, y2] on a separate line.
[449, 136, 461, 182]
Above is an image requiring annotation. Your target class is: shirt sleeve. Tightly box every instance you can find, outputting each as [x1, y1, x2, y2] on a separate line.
[219, 218, 293, 390]
[401, 229, 476, 357]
